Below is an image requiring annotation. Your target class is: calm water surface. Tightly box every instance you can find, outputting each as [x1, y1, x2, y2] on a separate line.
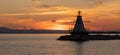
[0, 34, 119, 55]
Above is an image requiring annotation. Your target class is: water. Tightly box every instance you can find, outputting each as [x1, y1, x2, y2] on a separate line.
[0, 34, 119, 55]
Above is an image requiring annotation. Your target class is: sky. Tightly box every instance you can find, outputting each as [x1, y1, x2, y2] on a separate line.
[0, 0, 120, 31]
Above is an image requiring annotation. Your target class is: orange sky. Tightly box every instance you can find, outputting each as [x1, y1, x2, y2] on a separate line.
[0, 0, 120, 31]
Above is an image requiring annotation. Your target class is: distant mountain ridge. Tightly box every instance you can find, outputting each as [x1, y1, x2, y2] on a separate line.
[0, 27, 12, 31]
[0, 27, 68, 33]
[0, 27, 120, 34]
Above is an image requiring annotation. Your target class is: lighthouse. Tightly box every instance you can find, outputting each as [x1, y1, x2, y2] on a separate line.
[70, 11, 88, 36]
[58, 11, 120, 41]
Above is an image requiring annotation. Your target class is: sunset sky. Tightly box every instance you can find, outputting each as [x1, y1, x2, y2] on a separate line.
[0, 0, 120, 31]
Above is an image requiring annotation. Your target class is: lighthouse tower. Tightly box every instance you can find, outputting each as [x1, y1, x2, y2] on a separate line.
[70, 11, 88, 36]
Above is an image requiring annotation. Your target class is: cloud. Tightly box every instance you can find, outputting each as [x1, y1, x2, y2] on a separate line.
[29, 0, 40, 2]
[31, 0, 38, 1]
[111, 10, 120, 15]
[30, 0, 104, 9]
[33, 4, 75, 12]
[0, 14, 75, 30]
[35, 5, 59, 8]
[56, 20, 75, 25]
[0, 0, 120, 30]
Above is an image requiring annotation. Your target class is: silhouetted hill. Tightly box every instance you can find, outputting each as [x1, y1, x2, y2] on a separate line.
[0, 27, 68, 33]
[0, 27, 13, 32]
[0, 27, 120, 34]
[0, 27, 11, 30]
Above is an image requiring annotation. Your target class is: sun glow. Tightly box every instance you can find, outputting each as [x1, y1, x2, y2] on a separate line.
[51, 25, 67, 30]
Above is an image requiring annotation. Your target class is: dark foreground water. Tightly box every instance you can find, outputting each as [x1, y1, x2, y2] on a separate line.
[0, 34, 119, 55]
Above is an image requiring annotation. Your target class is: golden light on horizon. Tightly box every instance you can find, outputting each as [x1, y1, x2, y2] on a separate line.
[51, 25, 68, 30]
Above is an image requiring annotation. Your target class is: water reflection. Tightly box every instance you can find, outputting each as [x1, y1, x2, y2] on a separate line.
[72, 42, 84, 55]
[50, 41, 85, 55]
[82, 40, 120, 55]
[0, 34, 119, 55]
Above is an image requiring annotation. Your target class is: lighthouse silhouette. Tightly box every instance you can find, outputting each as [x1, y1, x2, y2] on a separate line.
[70, 11, 88, 36]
